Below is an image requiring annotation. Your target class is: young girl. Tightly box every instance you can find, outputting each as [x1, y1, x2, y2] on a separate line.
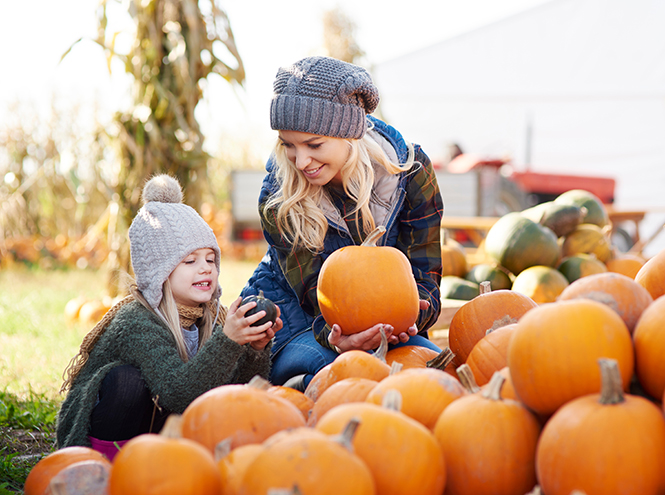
[56, 175, 280, 459]
[241, 56, 444, 390]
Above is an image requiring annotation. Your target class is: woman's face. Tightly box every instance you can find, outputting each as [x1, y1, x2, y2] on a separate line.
[278, 130, 350, 186]
[168, 248, 218, 307]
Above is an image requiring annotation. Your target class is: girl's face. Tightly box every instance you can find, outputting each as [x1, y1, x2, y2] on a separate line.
[278, 130, 350, 186]
[168, 248, 218, 307]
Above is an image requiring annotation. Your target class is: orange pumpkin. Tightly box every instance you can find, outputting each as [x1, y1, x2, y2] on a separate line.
[108, 416, 222, 495]
[482, 366, 518, 401]
[465, 323, 518, 386]
[507, 299, 634, 416]
[216, 443, 263, 495]
[385, 345, 457, 374]
[448, 284, 537, 366]
[304, 363, 334, 402]
[385, 345, 440, 370]
[181, 377, 306, 452]
[365, 367, 466, 430]
[434, 372, 541, 495]
[441, 229, 468, 278]
[24, 446, 109, 495]
[633, 295, 665, 400]
[605, 252, 646, 279]
[557, 272, 653, 333]
[317, 226, 419, 335]
[240, 422, 375, 495]
[315, 394, 446, 495]
[267, 385, 314, 421]
[307, 377, 378, 426]
[635, 248, 665, 300]
[536, 359, 665, 495]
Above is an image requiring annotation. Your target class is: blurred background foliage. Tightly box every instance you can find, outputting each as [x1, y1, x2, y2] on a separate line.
[0, 1, 362, 296]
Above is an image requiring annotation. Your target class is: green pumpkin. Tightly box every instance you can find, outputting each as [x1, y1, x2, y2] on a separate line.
[557, 253, 608, 283]
[522, 202, 585, 238]
[484, 212, 561, 276]
[440, 276, 480, 301]
[465, 263, 513, 291]
[553, 189, 609, 228]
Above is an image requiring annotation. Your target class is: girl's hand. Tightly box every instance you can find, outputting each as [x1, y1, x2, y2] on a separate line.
[223, 297, 281, 351]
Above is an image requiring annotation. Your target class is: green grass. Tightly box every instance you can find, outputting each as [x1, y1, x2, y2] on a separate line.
[1, 390, 59, 494]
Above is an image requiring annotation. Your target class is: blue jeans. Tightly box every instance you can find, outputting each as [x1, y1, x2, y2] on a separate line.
[270, 330, 441, 388]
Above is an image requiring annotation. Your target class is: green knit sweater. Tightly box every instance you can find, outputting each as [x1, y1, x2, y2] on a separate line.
[56, 301, 272, 448]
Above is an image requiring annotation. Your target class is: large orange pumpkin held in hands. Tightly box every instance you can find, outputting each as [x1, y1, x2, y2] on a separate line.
[317, 226, 419, 335]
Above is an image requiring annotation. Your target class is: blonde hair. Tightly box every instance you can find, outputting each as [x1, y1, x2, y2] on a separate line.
[131, 280, 216, 362]
[265, 131, 415, 252]
[60, 281, 224, 393]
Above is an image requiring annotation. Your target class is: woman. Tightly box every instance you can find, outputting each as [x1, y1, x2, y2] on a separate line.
[241, 56, 444, 390]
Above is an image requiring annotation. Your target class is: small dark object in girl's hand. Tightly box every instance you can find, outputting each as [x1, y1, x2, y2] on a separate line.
[242, 290, 278, 327]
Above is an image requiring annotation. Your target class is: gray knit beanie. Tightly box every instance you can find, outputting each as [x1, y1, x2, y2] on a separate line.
[128, 175, 221, 309]
[270, 56, 380, 139]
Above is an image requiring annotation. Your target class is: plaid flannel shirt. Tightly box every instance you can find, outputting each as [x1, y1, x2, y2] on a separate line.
[261, 140, 443, 351]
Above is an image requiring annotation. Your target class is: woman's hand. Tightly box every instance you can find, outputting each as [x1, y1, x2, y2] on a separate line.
[328, 323, 395, 352]
[329, 299, 430, 352]
[223, 297, 282, 350]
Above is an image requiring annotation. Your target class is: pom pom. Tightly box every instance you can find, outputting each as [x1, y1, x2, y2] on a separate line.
[142, 175, 183, 204]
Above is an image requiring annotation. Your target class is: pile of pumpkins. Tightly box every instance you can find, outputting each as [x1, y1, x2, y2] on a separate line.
[25, 243, 665, 494]
[26, 189, 665, 495]
[440, 188, 647, 303]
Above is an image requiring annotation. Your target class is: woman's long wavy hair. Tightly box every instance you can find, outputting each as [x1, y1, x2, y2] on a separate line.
[130, 280, 216, 362]
[265, 130, 415, 252]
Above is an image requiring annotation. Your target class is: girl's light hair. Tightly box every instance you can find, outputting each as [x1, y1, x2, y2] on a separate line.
[130, 280, 215, 362]
[266, 130, 415, 252]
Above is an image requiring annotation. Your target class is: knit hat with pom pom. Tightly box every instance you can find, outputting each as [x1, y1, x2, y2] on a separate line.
[128, 175, 221, 309]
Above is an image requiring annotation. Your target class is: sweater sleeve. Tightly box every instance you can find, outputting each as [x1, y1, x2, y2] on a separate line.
[115, 307, 271, 413]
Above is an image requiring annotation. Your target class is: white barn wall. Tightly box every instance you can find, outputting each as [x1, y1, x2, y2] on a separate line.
[373, 0, 665, 255]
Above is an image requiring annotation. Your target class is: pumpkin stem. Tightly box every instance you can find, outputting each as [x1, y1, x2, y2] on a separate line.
[247, 375, 272, 391]
[159, 414, 183, 438]
[481, 371, 506, 401]
[258, 290, 265, 299]
[336, 416, 361, 452]
[456, 364, 481, 393]
[214, 438, 232, 462]
[426, 347, 456, 370]
[389, 361, 403, 375]
[525, 486, 543, 495]
[361, 225, 386, 247]
[374, 327, 389, 362]
[479, 281, 492, 294]
[598, 358, 625, 405]
[381, 389, 403, 412]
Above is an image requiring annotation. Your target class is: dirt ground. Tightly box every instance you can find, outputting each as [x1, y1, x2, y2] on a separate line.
[1, 426, 56, 463]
